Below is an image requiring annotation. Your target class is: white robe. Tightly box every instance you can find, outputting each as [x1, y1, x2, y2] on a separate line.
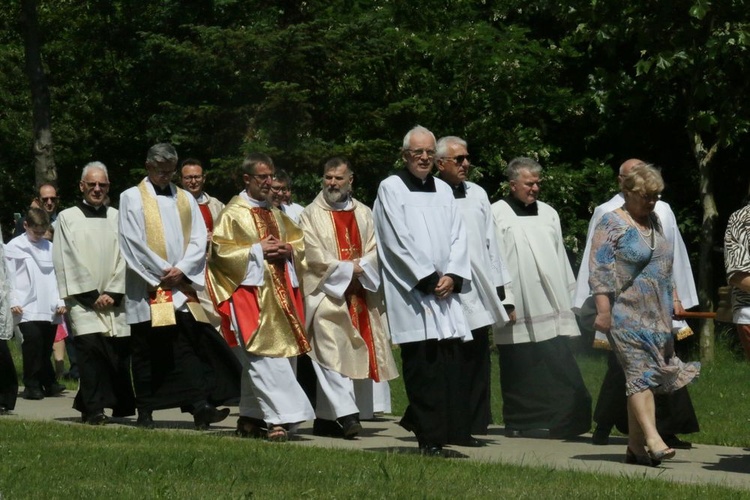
[373, 175, 471, 345]
[492, 200, 580, 345]
[457, 182, 510, 330]
[52, 205, 129, 337]
[118, 178, 208, 324]
[282, 202, 305, 223]
[0, 229, 14, 340]
[5, 234, 63, 325]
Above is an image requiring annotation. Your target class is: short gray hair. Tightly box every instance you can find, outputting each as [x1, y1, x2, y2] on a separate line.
[146, 143, 178, 166]
[436, 136, 467, 158]
[402, 125, 436, 150]
[80, 161, 109, 181]
[506, 157, 542, 181]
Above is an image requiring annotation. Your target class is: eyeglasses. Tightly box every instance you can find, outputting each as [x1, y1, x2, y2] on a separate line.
[40, 197, 58, 202]
[269, 185, 285, 192]
[406, 148, 436, 158]
[513, 180, 542, 188]
[83, 182, 110, 189]
[181, 175, 203, 182]
[639, 193, 662, 202]
[250, 174, 273, 182]
[442, 155, 471, 164]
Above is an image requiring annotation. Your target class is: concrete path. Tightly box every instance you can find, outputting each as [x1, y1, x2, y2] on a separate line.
[5, 391, 750, 491]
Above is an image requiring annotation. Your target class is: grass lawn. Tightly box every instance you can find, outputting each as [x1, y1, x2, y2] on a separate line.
[3, 324, 750, 497]
[0, 420, 747, 499]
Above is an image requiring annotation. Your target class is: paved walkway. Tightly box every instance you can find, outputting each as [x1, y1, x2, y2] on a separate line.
[5, 391, 750, 491]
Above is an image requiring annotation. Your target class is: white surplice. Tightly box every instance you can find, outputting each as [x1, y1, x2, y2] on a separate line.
[491, 200, 580, 345]
[457, 182, 510, 330]
[53, 206, 129, 337]
[118, 178, 208, 324]
[373, 175, 471, 345]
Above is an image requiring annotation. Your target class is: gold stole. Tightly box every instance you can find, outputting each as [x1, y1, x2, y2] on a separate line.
[137, 180, 209, 326]
[331, 210, 379, 381]
[250, 207, 308, 351]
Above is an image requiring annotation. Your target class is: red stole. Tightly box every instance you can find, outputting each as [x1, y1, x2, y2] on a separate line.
[198, 203, 214, 232]
[331, 211, 379, 381]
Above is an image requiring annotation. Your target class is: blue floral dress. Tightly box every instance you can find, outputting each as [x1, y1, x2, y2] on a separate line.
[589, 210, 700, 396]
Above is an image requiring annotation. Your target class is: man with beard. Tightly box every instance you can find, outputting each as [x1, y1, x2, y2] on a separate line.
[207, 153, 314, 441]
[373, 126, 473, 456]
[298, 158, 398, 439]
[53, 162, 135, 424]
[119, 143, 240, 430]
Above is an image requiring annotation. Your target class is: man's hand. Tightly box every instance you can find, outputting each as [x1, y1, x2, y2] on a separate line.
[504, 305, 516, 325]
[672, 299, 687, 318]
[434, 275, 454, 300]
[55, 306, 67, 315]
[94, 293, 115, 310]
[352, 259, 364, 278]
[261, 235, 292, 263]
[160, 267, 185, 288]
[10, 306, 22, 315]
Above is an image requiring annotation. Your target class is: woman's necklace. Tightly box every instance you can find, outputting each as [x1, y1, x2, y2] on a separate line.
[624, 209, 655, 250]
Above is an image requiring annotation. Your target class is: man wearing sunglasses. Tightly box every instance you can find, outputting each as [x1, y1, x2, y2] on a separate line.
[13, 183, 60, 239]
[435, 136, 511, 443]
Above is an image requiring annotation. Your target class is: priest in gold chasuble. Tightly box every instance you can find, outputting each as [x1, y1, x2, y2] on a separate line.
[207, 153, 314, 438]
[298, 158, 398, 439]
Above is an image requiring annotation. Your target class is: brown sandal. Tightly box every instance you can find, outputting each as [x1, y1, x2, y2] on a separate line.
[267, 426, 288, 442]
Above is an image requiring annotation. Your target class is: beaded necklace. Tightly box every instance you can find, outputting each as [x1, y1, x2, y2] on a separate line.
[624, 209, 655, 251]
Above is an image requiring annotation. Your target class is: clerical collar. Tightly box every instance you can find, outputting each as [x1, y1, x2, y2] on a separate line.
[450, 181, 466, 199]
[76, 200, 108, 218]
[395, 169, 436, 192]
[240, 190, 269, 208]
[152, 183, 173, 197]
[504, 195, 538, 216]
[322, 193, 353, 211]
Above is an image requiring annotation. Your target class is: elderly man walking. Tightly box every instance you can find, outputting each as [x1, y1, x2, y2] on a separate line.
[492, 157, 591, 439]
[53, 162, 135, 424]
[373, 125, 473, 456]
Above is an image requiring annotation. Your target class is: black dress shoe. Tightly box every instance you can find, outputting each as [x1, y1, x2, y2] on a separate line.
[313, 418, 344, 437]
[43, 383, 66, 397]
[193, 404, 230, 430]
[84, 412, 110, 426]
[418, 443, 444, 457]
[21, 388, 45, 400]
[591, 425, 611, 446]
[663, 434, 693, 449]
[0, 405, 10, 415]
[504, 428, 522, 438]
[136, 410, 155, 429]
[337, 413, 362, 439]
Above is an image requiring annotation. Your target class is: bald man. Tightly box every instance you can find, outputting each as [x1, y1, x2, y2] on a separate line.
[574, 158, 699, 448]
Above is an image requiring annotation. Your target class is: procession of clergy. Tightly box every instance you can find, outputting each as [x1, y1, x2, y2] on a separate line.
[0, 124, 699, 456]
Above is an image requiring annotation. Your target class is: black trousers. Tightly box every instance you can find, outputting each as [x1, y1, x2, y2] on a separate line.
[462, 327, 492, 435]
[72, 334, 135, 417]
[19, 321, 57, 391]
[0, 339, 18, 410]
[130, 312, 240, 412]
[400, 338, 472, 447]
[593, 350, 700, 435]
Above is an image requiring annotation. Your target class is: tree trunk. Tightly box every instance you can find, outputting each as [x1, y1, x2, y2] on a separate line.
[690, 131, 719, 363]
[20, 0, 56, 188]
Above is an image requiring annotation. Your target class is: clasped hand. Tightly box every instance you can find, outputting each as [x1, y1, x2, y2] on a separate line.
[261, 235, 292, 263]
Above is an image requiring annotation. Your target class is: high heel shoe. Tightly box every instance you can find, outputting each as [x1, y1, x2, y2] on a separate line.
[625, 447, 660, 467]
[648, 447, 676, 461]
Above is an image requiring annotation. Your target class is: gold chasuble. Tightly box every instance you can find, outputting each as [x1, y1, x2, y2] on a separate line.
[206, 195, 309, 358]
[137, 181, 209, 326]
[299, 193, 398, 382]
